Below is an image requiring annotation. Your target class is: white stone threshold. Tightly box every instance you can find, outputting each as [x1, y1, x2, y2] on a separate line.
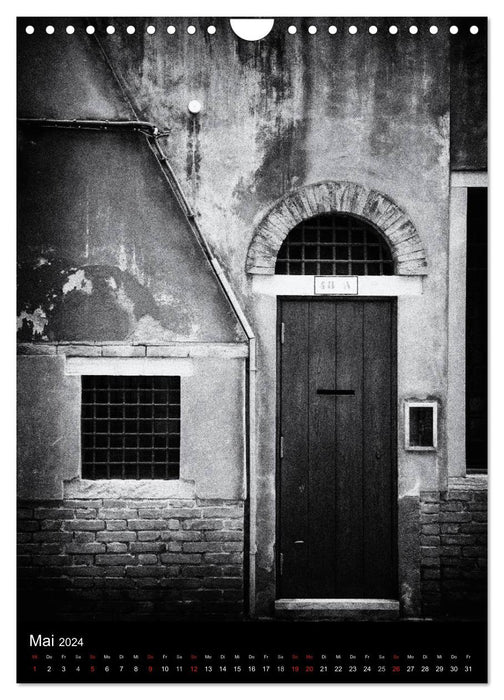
[275, 599, 400, 619]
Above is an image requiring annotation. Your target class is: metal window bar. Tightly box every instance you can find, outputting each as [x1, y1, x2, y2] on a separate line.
[81, 375, 180, 480]
[275, 213, 394, 275]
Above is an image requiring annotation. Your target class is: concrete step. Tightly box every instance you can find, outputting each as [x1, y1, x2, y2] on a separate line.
[275, 598, 400, 620]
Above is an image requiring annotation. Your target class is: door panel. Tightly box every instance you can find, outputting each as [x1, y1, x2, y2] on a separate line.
[308, 302, 337, 597]
[278, 299, 397, 599]
[334, 302, 365, 597]
[362, 302, 395, 596]
[279, 301, 309, 597]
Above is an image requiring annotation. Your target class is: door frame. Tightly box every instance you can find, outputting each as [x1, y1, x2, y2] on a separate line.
[275, 296, 398, 601]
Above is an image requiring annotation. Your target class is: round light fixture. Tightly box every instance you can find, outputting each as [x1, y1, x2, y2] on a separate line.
[188, 100, 202, 114]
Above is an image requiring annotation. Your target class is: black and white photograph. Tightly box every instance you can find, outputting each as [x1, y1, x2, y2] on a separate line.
[14, 8, 489, 684]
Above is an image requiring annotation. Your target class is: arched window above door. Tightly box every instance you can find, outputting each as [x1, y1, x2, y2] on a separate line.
[275, 213, 394, 275]
[245, 181, 427, 276]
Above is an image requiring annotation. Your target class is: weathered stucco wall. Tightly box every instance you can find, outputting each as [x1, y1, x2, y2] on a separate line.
[18, 17, 486, 295]
[18, 352, 246, 501]
[91, 17, 452, 286]
[17, 128, 242, 343]
[450, 18, 487, 171]
[17, 356, 81, 500]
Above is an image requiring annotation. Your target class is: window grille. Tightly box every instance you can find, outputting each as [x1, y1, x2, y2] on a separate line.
[81, 375, 180, 480]
[275, 213, 394, 275]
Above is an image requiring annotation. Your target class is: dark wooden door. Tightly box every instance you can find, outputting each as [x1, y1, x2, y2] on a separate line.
[278, 299, 397, 599]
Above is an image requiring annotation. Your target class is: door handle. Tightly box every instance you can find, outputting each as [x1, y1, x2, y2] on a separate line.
[317, 389, 355, 396]
[294, 540, 305, 545]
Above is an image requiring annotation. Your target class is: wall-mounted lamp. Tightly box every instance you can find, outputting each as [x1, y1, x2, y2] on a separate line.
[188, 100, 202, 114]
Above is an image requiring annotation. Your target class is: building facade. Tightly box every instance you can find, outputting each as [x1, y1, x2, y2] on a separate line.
[17, 17, 487, 621]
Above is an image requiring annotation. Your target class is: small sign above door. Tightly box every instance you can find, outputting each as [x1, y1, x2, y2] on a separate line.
[314, 276, 358, 295]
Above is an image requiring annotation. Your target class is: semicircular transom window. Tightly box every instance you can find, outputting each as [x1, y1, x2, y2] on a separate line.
[275, 213, 394, 275]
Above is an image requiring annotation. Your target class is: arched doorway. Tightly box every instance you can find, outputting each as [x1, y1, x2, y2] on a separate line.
[246, 181, 428, 615]
[276, 211, 397, 599]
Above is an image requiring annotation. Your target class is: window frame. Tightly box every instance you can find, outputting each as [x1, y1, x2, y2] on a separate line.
[404, 400, 438, 452]
[274, 212, 395, 276]
[64, 356, 193, 486]
[81, 374, 181, 481]
[448, 171, 488, 477]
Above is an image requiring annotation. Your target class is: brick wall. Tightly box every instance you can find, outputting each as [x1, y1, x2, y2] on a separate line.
[17, 498, 245, 621]
[420, 478, 487, 619]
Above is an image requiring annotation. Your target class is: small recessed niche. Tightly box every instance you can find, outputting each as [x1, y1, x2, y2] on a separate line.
[405, 401, 438, 451]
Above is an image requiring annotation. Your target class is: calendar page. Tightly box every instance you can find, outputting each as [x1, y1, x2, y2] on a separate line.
[16, 15, 488, 683]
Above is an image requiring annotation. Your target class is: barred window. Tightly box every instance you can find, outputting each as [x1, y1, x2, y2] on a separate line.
[275, 213, 394, 275]
[81, 376, 180, 480]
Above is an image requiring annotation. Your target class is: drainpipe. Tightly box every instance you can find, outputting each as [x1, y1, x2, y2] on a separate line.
[145, 135, 258, 619]
[18, 116, 258, 618]
[17, 117, 167, 137]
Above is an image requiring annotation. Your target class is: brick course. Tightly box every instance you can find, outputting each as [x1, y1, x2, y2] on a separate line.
[17, 498, 244, 621]
[420, 482, 487, 619]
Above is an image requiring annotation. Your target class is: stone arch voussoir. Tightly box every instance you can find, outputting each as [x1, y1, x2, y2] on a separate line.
[246, 181, 427, 275]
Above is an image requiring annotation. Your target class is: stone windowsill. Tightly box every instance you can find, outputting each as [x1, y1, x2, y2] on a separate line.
[17, 342, 249, 358]
[63, 478, 196, 499]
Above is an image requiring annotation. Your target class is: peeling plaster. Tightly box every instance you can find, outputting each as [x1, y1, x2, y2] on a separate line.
[17, 257, 165, 342]
[18, 253, 211, 343]
[62, 269, 93, 295]
[16, 307, 48, 340]
[126, 315, 202, 343]
[400, 479, 421, 498]
[401, 582, 416, 612]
